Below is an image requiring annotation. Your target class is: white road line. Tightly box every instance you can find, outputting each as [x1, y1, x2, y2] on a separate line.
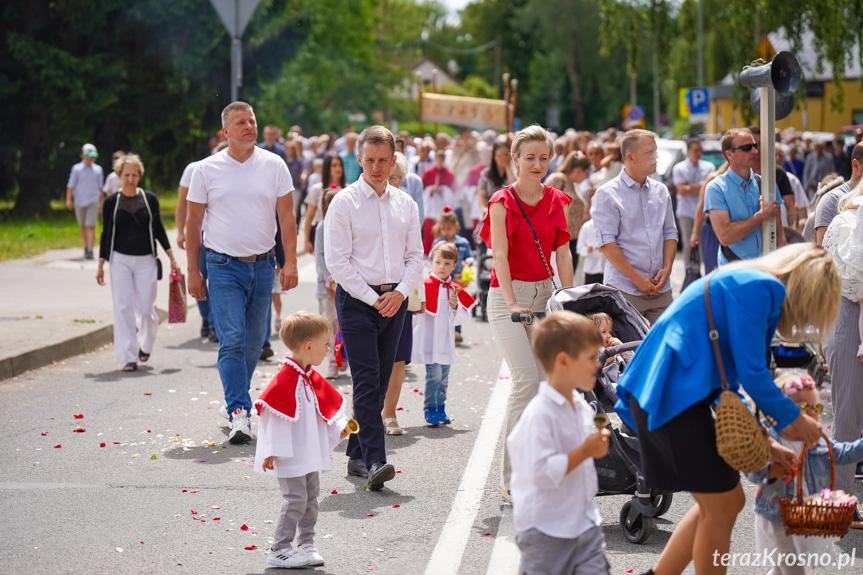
[485, 505, 521, 575]
[424, 360, 512, 575]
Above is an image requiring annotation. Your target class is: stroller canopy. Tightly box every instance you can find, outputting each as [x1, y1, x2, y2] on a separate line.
[546, 284, 650, 343]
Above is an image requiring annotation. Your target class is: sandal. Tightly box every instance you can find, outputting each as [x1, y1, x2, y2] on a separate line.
[123, 362, 137, 372]
[383, 418, 405, 435]
[138, 349, 150, 362]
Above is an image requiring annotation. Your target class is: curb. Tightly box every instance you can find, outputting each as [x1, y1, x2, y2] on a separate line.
[0, 306, 170, 381]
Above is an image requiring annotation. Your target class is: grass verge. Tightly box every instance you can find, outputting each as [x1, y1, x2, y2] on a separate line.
[0, 193, 177, 262]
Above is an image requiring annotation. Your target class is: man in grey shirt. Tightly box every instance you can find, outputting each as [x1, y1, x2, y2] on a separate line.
[814, 143, 862, 246]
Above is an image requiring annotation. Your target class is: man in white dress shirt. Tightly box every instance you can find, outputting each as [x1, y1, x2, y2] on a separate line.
[186, 101, 298, 444]
[671, 139, 713, 274]
[324, 126, 423, 490]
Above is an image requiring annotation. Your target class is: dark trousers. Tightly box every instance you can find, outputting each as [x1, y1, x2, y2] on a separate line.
[335, 285, 407, 466]
[568, 239, 580, 277]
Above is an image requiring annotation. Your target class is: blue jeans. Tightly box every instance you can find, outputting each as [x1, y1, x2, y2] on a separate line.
[206, 252, 275, 420]
[335, 285, 407, 466]
[197, 239, 212, 325]
[424, 363, 450, 410]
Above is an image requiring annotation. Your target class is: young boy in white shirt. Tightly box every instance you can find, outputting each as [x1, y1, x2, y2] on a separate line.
[507, 311, 611, 574]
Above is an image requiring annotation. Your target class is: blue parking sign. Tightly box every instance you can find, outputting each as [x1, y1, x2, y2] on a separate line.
[687, 88, 709, 115]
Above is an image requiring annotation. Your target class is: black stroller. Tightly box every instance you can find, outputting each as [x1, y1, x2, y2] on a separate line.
[537, 284, 675, 543]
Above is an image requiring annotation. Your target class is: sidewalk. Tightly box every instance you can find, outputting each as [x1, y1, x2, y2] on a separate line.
[0, 228, 189, 379]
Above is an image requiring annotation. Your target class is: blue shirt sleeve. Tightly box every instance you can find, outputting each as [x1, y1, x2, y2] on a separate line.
[726, 283, 799, 430]
[703, 179, 727, 214]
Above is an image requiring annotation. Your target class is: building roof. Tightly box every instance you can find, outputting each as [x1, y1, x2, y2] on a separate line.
[719, 27, 861, 86]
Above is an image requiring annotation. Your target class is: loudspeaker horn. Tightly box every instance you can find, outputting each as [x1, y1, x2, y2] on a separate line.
[740, 51, 802, 96]
[750, 90, 797, 121]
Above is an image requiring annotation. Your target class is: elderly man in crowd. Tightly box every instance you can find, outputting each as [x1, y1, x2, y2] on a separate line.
[704, 128, 785, 266]
[186, 101, 298, 444]
[591, 129, 678, 324]
[325, 126, 423, 491]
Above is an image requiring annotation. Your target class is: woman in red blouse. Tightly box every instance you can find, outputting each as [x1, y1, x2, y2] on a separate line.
[479, 125, 573, 501]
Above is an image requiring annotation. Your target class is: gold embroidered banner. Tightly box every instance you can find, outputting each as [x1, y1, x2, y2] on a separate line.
[420, 93, 509, 130]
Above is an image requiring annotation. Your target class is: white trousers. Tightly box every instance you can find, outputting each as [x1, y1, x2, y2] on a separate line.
[110, 252, 159, 363]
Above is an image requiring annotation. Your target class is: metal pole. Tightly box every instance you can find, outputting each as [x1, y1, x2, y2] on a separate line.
[230, 0, 239, 102]
[760, 86, 776, 254]
[697, 0, 704, 87]
[416, 72, 424, 138]
[432, 70, 438, 138]
[653, 54, 660, 131]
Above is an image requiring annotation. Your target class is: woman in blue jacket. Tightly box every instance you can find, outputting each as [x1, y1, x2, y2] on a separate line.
[616, 243, 838, 575]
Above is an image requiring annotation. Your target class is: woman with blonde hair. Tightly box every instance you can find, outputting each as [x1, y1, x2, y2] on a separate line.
[96, 154, 179, 372]
[478, 125, 574, 500]
[615, 243, 834, 575]
[822, 181, 863, 515]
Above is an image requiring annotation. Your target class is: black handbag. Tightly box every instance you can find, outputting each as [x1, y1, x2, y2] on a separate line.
[682, 243, 702, 290]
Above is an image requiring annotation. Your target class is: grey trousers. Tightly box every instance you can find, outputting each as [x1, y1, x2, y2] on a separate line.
[516, 525, 610, 575]
[272, 472, 320, 551]
[825, 298, 863, 493]
[618, 289, 674, 325]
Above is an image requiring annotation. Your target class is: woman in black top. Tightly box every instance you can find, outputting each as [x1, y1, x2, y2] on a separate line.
[97, 154, 178, 371]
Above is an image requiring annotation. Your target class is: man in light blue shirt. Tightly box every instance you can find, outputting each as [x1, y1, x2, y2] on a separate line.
[66, 143, 104, 259]
[591, 129, 678, 324]
[704, 128, 785, 265]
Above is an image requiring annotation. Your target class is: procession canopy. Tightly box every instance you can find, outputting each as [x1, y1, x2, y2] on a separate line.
[420, 93, 511, 131]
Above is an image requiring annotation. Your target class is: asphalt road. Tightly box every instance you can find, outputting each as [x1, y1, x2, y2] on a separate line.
[2, 254, 862, 574]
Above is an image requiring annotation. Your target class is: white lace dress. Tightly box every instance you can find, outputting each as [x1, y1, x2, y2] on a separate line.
[823, 204, 863, 303]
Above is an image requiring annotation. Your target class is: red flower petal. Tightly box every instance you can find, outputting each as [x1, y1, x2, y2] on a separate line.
[396, 407, 404, 411]
[113, 442, 121, 444]
[481, 533, 491, 536]
[244, 545, 257, 551]
[73, 428, 85, 433]
[396, 470, 402, 473]
[240, 524, 249, 531]
[626, 571, 634, 574]
[213, 517, 220, 521]
[140, 542, 144, 544]
[331, 490, 338, 495]
[191, 490, 199, 493]
[146, 430, 151, 433]
[73, 414, 84, 419]
[190, 510, 198, 515]
[392, 504, 400, 508]
[366, 513, 374, 517]
[143, 393, 152, 396]
[53, 444, 62, 448]
[100, 443, 106, 447]
[182, 489, 187, 492]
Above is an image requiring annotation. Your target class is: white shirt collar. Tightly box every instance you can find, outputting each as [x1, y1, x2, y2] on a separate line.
[538, 382, 575, 408]
[357, 176, 392, 199]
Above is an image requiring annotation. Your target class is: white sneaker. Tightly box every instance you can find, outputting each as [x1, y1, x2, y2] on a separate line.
[267, 547, 309, 568]
[219, 403, 229, 420]
[325, 361, 339, 379]
[298, 543, 324, 566]
[228, 409, 253, 444]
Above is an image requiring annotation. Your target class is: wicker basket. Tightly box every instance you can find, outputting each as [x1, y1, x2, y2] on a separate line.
[778, 434, 856, 538]
[714, 390, 771, 473]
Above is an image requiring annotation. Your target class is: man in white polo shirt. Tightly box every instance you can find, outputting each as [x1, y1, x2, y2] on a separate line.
[672, 139, 713, 275]
[325, 126, 423, 490]
[186, 101, 298, 444]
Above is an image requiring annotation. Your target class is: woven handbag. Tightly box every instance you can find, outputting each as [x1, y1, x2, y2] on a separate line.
[705, 273, 771, 473]
[779, 434, 855, 538]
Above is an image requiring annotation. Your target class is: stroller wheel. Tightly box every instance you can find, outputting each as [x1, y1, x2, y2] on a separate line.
[620, 500, 654, 544]
[650, 491, 673, 517]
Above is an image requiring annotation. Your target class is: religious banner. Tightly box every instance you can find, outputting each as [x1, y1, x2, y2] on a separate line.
[420, 93, 510, 130]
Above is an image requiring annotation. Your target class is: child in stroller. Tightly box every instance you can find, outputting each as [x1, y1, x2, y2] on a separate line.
[515, 284, 676, 543]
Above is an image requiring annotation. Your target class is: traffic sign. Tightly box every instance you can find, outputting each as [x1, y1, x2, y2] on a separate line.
[210, 0, 260, 37]
[686, 87, 710, 123]
[679, 88, 690, 119]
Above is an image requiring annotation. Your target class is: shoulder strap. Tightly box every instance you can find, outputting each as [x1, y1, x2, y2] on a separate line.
[505, 185, 559, 291]
[704, 273, 730, 391]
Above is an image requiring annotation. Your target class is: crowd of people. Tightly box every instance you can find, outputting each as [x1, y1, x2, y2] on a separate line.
[71, 100, 863, 573]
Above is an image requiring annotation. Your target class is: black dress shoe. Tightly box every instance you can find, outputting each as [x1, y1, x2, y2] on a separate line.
[368, 461, 395, 490]
[208, 327, 219, 343]
[347, 458, 368, 478]
[200, 319, 209, 338]
[260, 344, 274, 361]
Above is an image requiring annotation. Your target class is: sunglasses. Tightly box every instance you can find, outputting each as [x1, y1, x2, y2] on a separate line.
[800, 402, 823, 416]
[730, 143, 759, 153]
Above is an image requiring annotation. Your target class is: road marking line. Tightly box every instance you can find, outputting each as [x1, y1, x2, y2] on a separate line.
[486, 505, 520, 575]
[424, 360, 511, 575]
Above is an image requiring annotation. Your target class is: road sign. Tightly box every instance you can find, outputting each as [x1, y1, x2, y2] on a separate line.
[679, 88, 690, 119]
[686, 87, 709, 123]
[210, 0, 260, 37]
[756, 36, 777, 63]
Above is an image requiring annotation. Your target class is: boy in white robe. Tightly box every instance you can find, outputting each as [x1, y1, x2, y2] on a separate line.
[412, 241, 476, 426]
[254, 312, 352, 569]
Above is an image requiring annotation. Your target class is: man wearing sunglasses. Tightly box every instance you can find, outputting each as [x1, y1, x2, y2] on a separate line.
[704, 128, 786, 265]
